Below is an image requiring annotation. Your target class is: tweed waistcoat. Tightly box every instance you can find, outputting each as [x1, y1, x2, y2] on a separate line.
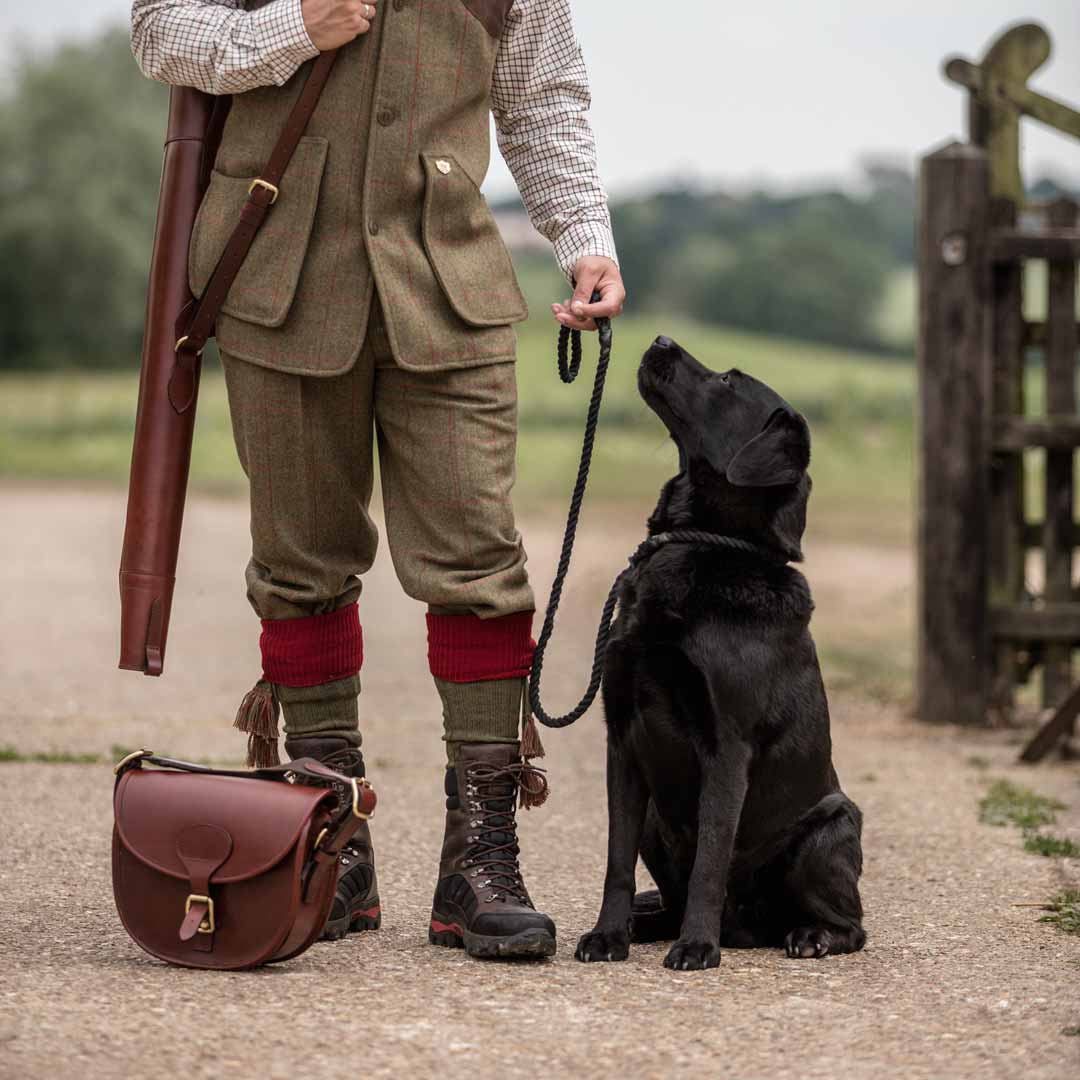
[188, 0, 528, 375]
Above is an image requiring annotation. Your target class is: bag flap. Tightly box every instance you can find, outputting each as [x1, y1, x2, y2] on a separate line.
[114, 768, 334, 883]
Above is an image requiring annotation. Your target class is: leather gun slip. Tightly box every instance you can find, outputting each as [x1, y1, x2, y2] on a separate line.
[118, 86, 228, 676]
[118, 50, 338, 676]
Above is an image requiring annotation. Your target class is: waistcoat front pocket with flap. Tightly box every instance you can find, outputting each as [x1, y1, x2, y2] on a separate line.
[420, 152, 528, 328]
[188, 136, 330, 330]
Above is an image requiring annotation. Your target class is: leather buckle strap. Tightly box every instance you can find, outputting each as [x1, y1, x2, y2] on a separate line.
[184, 893, 215, 934]
[312, 778, 373, 855]
[352, 777, 375, 820]
[247, 178, 279, 204]
[170, 48, 340, 366]
[302, 778, 376, 850]
[173, 334, 203, 356]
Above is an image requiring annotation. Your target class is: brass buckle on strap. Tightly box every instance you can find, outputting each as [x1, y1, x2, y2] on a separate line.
[185, 894, 216, 934]
[174, 335, 204, 356]
[247, 178, 280, 205]
[113, 748, 153, 775]
[351, 777, 373, 820]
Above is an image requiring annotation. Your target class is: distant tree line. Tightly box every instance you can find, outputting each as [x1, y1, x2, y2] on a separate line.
[606, 162, 915, 352]
[0, 28, 1073, 370]
[0, 29, 167, 370]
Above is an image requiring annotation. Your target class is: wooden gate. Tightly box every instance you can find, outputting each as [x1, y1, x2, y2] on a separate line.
[917, 23, 1080, 760]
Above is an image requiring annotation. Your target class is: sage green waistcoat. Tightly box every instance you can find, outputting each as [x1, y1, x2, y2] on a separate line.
[188, 0, 528, 375]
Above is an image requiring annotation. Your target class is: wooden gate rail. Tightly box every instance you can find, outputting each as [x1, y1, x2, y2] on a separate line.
[989, 231, 1080, 260]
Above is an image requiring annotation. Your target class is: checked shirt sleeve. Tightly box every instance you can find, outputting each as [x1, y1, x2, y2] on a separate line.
[130, 0, 320, 96]
[491, 0, 617, 282]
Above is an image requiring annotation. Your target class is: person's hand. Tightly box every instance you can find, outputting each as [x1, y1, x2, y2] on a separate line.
[301, 0, 379, 51]
[552, 256, 626, 332]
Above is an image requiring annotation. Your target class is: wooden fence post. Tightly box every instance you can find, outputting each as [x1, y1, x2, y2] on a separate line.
[987, 197, 1025, 722]
[1042, 196, 1080, 709]
[917, 142, 992, 725]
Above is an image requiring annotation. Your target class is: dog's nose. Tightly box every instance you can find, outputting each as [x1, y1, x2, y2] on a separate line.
[653, 335, 675, 350]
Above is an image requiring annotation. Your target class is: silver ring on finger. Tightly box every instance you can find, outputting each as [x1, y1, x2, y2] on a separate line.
[364, 3, 374, 17]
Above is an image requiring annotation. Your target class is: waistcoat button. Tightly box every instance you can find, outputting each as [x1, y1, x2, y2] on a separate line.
[368, 221, 380, 236]
[377, 107, 398, 127]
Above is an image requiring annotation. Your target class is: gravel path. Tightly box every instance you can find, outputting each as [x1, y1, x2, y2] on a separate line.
[1, 488, 1078, 1079]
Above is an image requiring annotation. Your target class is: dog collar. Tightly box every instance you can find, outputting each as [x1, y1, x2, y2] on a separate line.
[629, 530, 790, 568]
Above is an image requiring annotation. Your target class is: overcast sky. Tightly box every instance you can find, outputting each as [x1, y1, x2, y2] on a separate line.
[3, 1, 1079, 195]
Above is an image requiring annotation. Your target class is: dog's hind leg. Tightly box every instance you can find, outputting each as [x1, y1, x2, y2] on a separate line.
[631, 803, 688, 943]
[778, 792, 866, 959]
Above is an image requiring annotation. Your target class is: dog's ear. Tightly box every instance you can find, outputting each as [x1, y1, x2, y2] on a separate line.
[725, 408, 810, 488]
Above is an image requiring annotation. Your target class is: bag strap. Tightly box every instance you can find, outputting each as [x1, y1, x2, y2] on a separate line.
[173, 48, 339, 358]
[114, 749, 373, 802]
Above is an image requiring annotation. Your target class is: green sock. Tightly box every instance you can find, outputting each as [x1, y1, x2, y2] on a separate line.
[436, 676, 524, 764]
[275, 674, 362, 748]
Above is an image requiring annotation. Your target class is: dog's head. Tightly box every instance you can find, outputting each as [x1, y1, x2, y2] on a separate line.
[638, 335, 811, 558]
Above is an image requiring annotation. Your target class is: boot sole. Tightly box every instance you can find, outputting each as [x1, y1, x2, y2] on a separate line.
[322, 903, 382, 942]
[428, 918, 556, 959]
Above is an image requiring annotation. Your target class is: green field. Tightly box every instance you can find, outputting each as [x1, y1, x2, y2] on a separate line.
[0, 304, 918, 703]
[0, 310, 915, 544]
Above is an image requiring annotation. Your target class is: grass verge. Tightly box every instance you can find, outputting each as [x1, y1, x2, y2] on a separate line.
[0, 745, 103, 764]
[1040, 890, 1080, 936]
[1023, 834, 1080, 858]
[0, 744, 243, 767]
[978, 779, 1065, 830]
[978, 777, 1078, 863]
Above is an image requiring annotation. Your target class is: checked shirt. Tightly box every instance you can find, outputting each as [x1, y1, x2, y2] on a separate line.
[130, 0, 617, 278]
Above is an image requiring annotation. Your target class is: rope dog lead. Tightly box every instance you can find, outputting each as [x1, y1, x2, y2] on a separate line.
[527, 304, 786, 730]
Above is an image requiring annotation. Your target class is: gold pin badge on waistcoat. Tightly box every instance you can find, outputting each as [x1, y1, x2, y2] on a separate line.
[435, 159, 452, 175]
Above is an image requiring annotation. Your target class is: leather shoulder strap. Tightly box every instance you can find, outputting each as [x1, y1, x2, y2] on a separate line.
[117, 751, 349, 788]
[175, 49, 339, 357]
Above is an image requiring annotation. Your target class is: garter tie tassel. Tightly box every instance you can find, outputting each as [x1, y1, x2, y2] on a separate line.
[234, 679, 281, 768]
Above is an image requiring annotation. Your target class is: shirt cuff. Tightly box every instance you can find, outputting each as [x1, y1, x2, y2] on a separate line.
[250, 0, 322, 86]
[554, 220, 619, 283]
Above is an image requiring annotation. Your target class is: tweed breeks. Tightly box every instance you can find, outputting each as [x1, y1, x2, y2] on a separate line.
[222, 298, 535, 632]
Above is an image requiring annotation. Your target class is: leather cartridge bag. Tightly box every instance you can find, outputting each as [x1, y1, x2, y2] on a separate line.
[112, 750, 375, 970]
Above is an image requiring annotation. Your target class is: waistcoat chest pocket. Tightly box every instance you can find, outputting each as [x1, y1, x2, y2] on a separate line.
[420, 153, 528, 328]
[188, 136, 329, 330]
[460, 0, 514, 39]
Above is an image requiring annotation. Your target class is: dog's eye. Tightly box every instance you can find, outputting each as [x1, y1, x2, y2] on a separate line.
[720, 373, 731, 385]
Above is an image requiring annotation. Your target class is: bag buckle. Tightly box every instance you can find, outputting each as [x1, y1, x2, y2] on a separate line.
[351, 777, 373, 820]
[247, 178, 280, 204]
[185, 894, 215, 934]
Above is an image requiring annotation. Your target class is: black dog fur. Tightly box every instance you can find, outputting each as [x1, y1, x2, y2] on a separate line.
[575, 336, 866, 971]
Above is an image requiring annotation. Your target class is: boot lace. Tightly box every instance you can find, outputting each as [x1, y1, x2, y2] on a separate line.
[462, 761, 548, 905]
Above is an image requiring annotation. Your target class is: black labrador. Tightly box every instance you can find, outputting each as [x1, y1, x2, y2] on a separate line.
[575, 335, 866, 971]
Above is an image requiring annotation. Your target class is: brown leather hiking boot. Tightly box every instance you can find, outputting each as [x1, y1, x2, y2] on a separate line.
[429, 742, 555, 958]
[284, 736, 381, 941]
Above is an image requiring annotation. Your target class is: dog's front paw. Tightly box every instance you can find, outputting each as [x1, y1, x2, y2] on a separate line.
[575, 927, 630, 963]
[785, 926, 832, 958]
[663, 939, 721, 971]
